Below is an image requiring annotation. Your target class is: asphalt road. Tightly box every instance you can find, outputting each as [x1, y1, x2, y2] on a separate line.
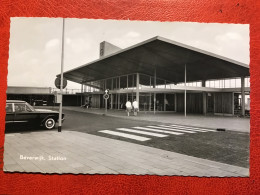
[5, 109, 250, 168]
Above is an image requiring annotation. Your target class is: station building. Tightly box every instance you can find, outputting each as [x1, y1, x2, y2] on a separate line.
[58, 36, 250, 116]
[6, 86, 83, 106]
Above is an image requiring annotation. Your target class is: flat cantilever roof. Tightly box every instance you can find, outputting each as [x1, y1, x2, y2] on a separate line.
[58, 36, 249, 85]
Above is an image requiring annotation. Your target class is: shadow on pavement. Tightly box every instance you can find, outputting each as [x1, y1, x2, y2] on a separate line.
[5, 124, 56, 134]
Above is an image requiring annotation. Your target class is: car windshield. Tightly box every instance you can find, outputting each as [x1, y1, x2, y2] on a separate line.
[26, 103, 35, 112]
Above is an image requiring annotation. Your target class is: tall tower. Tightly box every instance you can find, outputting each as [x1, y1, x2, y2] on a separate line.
[100, 41, 121, 58]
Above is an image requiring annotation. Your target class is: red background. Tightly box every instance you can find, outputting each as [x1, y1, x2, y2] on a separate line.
[0, 0, 259, 194]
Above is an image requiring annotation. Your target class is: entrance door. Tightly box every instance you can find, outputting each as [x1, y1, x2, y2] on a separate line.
[207, 93, 214, 113]
[139, 93, 150, 111]
[165, 94, 175, 111]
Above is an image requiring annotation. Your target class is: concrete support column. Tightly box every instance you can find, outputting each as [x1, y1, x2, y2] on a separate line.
[80, 84, 83, 105]
[202, 80, 207, 115]
[184, 64, 187, 117]
[119, 76, 120, 90]
[213, 93, 216, 113]
[203, 92, 207, 115]
[136, 73, 140, 109]
[241, 76, 245, 116]
[149, 93, 151, 111]
[202, 80, 206, 87]
[174, 93, 177, 112]
[116, 94, 118, 109]
[118, 93, 120, 109]
[127, 75, 128, 89]
[110, 94, 113, 109]
[133, 75, 134, 89]
[154, 68, 156, 88]
[154, 94, 156, 114]
[149, 76, 152, 111]
[232, 92, 235, 115]
[164, 93, 166, 111]
[118, 77, 121, 109]
[154, 67, 156, 114]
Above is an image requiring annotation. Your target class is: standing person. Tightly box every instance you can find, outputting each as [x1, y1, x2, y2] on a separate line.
[133, 99, 139, 116]
[125, 100, 132, 116]
[83, 98, 89, 109]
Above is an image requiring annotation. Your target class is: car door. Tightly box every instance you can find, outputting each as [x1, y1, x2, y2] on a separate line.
[14, 103, 38, 127]
[5, 103, 14, 126]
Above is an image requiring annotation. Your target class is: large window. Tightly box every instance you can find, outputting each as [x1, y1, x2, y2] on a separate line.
[6, 104, 13, 113]
[205, 77, 250, 88]
[14, 103, 34, 112]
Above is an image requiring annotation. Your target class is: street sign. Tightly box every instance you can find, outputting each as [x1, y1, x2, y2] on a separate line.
[103, 89, 110, 115]
[103, 94, 109, 100]
[54, 91, 62, 103]
[56, 93, 62, 104]
[104, 89, 109, 94]
[55, 77, 67, 89]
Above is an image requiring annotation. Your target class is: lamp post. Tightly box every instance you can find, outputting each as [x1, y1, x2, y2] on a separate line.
[58, 18, 65, 132]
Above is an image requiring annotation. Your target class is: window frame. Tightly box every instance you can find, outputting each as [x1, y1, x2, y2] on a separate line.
[25, 103, 34, 112]
[14, 103, 27, 113]
[6, 103, 14, 113]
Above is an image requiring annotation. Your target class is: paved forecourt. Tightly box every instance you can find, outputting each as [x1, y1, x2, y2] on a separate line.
[28, 108, 248, 168]
[4, 130, 249, 177]
[61, 106, 250, 133]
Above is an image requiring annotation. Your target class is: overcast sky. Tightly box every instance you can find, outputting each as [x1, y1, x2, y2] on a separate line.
[8, 18, 249, 89]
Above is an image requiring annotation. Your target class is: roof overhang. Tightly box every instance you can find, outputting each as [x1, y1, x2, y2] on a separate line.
[58, 36, 249, 85]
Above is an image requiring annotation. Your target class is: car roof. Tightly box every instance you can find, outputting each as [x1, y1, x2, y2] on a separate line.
[6, 100, 26, 103]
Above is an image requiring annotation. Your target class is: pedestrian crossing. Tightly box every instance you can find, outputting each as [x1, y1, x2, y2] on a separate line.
[99, 124, 217, 142]
[99, 130, 151, 141]
[133, 127, 184, 135]
[117, 128, 168, 137]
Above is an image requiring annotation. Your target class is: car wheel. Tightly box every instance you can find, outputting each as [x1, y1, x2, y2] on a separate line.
[44, 118, 55, 129]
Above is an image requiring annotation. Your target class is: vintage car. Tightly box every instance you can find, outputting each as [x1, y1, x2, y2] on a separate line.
[5, 100, 64, 129]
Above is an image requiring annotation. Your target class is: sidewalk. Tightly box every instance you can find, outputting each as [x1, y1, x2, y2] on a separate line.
[4, 130, 249, 177]
[61, 107, 250, 133]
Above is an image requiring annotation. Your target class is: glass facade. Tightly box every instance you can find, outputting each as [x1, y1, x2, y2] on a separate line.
[81, 73, 249, 116]
[83, 74, 250, 92]
[205, 77, 250, 88]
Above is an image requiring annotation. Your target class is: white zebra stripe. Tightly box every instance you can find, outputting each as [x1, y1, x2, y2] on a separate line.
[156, 125, 207, 132]
[99, 130, 150, 141]
[132, 127, 183, 135]
[167, 124, 216, 132]
[117, 128, 168, 137]
[146, 126, 196, 133]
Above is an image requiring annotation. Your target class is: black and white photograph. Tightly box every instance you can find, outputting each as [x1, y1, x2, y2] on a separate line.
[4, 18, 250, 177]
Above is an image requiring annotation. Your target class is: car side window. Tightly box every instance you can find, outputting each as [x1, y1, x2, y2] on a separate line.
[5, 104, 13, 113]
[25, 104, 33, 112]
[14, 103, 27, 112]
